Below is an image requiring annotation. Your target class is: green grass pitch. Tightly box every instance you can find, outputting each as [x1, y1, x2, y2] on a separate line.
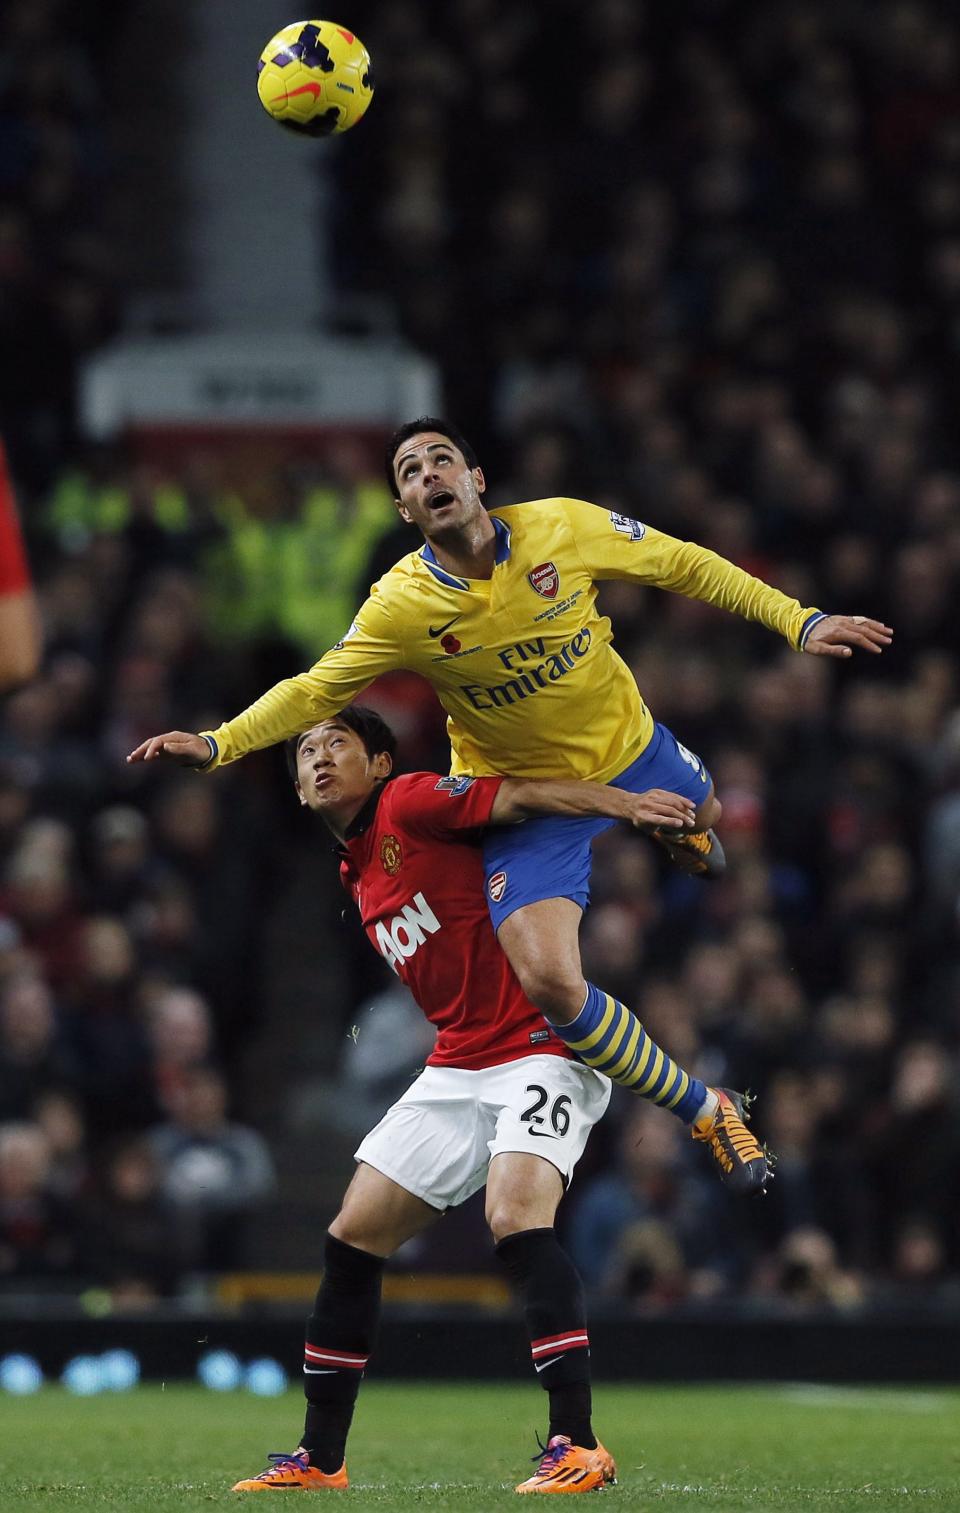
[1, 1382, 958, 1511]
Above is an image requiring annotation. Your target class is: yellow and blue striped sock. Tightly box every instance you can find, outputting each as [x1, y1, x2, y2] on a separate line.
[550, 982, 706, 1123]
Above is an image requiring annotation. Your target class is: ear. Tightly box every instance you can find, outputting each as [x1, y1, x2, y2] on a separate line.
[394, 498, 413, 524]
[372, 751, 393, 781]
[473, 466, 486, 496]
[295, 782, 307, 808]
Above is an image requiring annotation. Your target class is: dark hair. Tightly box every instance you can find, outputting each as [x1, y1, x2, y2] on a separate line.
[384, 416, 479, 495]
[285, 705, 398, 781]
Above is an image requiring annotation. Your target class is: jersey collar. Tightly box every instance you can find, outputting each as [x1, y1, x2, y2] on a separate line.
[492, 515, 512, 562]
[334, 782, 387, 854]
[419, 515, 512, 589]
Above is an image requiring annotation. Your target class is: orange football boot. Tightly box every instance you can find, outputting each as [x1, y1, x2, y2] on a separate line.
[232, 1450, 348, 1491]
[653, 825, 726, 879]
[691, 1087, 773, 1194]
[515, 1435, 617, 1494]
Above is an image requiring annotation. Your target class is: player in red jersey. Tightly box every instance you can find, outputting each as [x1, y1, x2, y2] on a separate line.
[0, 439, 41, 691]
[234, 705, 702, 1495]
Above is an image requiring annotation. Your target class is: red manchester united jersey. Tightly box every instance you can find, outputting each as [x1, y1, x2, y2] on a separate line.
[339, 772, 572, 1071]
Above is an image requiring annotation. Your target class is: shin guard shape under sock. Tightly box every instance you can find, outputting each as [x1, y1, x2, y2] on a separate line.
[495, 1227, 596, 1449]
[301, 1231, 385, 1472]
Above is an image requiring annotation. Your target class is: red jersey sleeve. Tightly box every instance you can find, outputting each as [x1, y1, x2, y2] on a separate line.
[0, 442, 30, 596]
[385, 772, 504, 840]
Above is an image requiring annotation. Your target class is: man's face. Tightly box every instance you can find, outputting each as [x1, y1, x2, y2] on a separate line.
[295, 721, 391, 818]
[392, 431, 486, 537]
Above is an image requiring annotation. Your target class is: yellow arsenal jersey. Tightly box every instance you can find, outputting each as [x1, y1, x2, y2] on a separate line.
[202, 499, 822, 782]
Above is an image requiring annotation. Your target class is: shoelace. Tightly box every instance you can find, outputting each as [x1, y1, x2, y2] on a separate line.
[659, 829, 712, 855]
[260, 1453, 310, 1478]
[711, 1122, 762, 1167]
[679, 831, 712, 852]
[530, 1435, 572, 1471]
[693, 1094, 763, 1169]
[706, 1132, 734, 1172]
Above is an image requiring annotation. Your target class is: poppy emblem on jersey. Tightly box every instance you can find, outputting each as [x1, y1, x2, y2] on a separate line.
[441, 633, 461, 654]
[380, 834, 403, 876]
[528, 562, 559, 599]
[488, 870, 508, 902]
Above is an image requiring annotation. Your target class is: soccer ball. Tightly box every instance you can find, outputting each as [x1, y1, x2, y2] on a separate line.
[257, 19, 374, 136]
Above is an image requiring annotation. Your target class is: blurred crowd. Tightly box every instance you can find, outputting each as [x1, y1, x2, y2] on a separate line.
[330, 0, 960, 1308]
[2, 0, 960, 1309]
[0, 1, 123, 496]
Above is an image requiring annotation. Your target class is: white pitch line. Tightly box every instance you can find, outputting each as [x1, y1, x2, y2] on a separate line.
[775, 1386, 954, 1414]
[656, 1484, 948, 1498]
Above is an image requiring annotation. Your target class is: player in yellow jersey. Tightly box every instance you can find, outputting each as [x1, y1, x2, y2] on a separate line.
[129, 419, 891, 1187]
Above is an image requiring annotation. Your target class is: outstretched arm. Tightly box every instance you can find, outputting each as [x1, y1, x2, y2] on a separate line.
[127, 591, 402, 769]
[490, 778, 697, 832]
[561, 499, 893, 655]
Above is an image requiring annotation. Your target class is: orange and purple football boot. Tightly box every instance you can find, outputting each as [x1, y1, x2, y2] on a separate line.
[515, 1435, 617, 1494]
[232, 1450, 348, 1492]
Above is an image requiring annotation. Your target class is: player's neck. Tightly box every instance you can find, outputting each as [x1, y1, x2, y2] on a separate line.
[322, 797, 367, 842]
[322, 783, 383, 842]
[423, 514, 497, 580]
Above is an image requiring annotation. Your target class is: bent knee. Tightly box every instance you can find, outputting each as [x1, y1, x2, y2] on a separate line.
[329, 1208, 387, 1255]
[486, 1199, 541, 1245]
[512, 962, 584, 1022]
[328, 1208, 361, 1248]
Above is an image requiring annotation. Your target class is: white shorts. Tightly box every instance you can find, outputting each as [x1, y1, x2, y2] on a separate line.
[354, 1054, 611, 1212]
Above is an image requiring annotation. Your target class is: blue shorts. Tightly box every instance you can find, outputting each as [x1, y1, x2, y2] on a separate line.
[482, 722, 712, 931]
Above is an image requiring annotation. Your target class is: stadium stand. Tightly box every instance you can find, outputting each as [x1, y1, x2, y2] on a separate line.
[1, 0, 959, 1310]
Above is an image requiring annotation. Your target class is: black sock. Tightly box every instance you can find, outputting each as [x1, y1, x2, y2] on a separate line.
[301, 1231, 385, 1473]
[547, 1380, 594, 1450]
[495, 1227, 596, 1450]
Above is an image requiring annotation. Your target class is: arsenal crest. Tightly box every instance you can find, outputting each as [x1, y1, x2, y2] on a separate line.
[380, 834, 402, 876]
[528, 562, 559, 599]
[488, 870, 507, 902]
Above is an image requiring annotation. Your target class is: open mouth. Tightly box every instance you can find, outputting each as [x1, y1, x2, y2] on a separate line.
[427, 490, 456, 510]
